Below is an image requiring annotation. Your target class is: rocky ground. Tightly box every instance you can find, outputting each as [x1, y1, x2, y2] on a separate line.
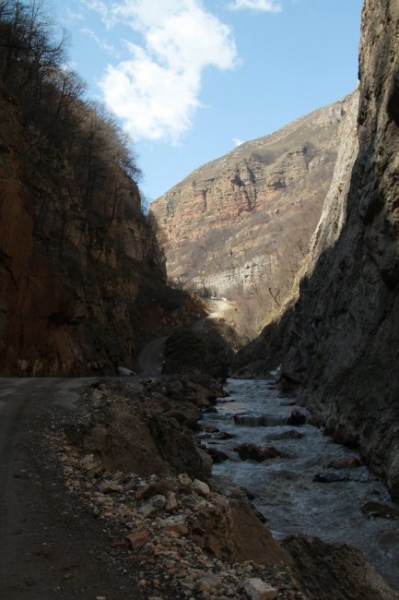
[38, 375, 398, 600]
[46, 376, 302, 600]
[2, 376, 396, 600]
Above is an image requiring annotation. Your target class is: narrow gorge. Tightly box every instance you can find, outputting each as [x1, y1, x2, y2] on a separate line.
[1, 0, 399, 599]
[151, 95, 352, 341]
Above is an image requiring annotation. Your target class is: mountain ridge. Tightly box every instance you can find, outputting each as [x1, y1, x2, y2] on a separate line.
[152, 93, 354, 340]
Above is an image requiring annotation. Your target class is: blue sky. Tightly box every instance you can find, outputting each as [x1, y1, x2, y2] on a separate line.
[54, 0, 363, 201]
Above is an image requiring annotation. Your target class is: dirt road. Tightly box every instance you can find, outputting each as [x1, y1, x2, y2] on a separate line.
[0, 378, 143, 600]
[138, 336, 167, 376]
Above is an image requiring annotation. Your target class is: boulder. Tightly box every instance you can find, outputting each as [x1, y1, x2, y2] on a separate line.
[283, 535, 398, 600]
[328, 456, 362, 469]
[287, 409, 307, 426]
[242, 578, 278, 600]
[207, 447, 229, 463]
[361, 502, 399, 520]
[266, 429, 303, 441]
[313, 471, 349, 483]
[235, 444, 281, 462]
[192, 479, 211, 498]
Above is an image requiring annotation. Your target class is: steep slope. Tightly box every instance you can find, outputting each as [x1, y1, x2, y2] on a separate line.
[277, 0, 399, 499]
[233, 89, 360, 376]
[152, 96, 352, 340]
[0, 78, 201, 376]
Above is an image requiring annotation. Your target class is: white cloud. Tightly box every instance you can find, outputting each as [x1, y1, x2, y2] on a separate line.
[81, 27, 118, 55]
[93, 0, 238, 143]
[66, 8, 85, 23]
[81, 0, 116, 28]
[228, 0, 282, 12]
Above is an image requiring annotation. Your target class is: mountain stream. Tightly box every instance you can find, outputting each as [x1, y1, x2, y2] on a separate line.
[199, 378, 399, 591]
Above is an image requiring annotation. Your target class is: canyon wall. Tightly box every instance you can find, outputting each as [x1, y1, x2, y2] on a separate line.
[279, 0, 399, 498]
[152, 96, 352, 340]
[0, 82, 199, 376]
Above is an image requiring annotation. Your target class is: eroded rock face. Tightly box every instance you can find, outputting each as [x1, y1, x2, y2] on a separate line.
[278, 0, 399, 498]
[232, 90, 360, 377]
[152, 96, 353, 340]
[0, 80, 199, 375]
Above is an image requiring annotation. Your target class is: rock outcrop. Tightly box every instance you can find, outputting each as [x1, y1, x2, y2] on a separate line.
[152, 96, 353, 340]
[232, 90, 360, 377]
[284, 536, 398, 600]
[268, 0, 399, 499]
[0, 78, 203, 376]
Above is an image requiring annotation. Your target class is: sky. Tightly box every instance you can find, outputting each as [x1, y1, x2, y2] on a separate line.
[53, 0, 363, 202]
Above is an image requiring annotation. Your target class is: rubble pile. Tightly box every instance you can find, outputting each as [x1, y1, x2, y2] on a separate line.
[46, 377, 305, 600]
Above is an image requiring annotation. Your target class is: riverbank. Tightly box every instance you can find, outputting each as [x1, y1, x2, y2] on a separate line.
[200, 378, 399, 592]
[40, 375, 398, 600]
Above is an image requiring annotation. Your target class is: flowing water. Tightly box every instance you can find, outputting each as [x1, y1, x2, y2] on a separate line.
[200, 378, 399, 591]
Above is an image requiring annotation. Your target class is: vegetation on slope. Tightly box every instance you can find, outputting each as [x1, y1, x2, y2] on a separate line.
[0, 0, 207, 375]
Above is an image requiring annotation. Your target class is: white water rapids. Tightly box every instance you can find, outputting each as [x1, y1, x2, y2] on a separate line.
[199, 378, 399, 591]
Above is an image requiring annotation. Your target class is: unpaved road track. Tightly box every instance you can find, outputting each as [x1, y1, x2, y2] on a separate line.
[0, 378, 143, 600]
[138, 337, 167, 376]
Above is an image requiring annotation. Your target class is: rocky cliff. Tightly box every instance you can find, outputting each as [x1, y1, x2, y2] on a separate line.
[0, 80, 200, 376]
[0, 1, 236, 377]
[233, 90, 360, 376]
[275, 0, 399, 499]
[152, 96, 353, 340]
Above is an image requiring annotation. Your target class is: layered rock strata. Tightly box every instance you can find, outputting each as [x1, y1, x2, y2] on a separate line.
[232, 90, 360, 376]
[152, 96, 353, 340]
[277, 0, 399, 499]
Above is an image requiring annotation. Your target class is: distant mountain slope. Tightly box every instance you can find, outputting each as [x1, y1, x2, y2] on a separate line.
[152, 95, 353, 340]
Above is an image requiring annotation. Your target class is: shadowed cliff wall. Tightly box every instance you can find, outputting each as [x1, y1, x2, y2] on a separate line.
[280, 0, 399, 498]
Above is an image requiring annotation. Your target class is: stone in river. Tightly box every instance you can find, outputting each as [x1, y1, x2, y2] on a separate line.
[207, 447, 229, 463]
[313, 471, 350, 483]
[200, 424, 219, 433]
[361, 501, 399, 520]
[279, 399, 297, 406]
[287, 409, 307, 426]
[328, 456, 362, 469]
[214, 431, 236, 440]
[235, 443, 281, 462]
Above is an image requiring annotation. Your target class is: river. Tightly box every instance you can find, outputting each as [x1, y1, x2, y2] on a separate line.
[199, 378, 399, 591]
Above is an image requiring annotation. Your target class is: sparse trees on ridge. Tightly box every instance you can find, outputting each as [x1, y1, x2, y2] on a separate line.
[0, 0, 145, 229]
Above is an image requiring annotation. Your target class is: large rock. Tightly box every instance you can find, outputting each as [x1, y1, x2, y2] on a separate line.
[82, 380, 212, 480]
[283, 536, 397, 600]
[235, 443, 281, 462]
[191, 493, 291, 567]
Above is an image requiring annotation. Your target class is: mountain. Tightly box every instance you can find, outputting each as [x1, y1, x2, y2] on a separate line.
[238, 0, 399, 500]
[0, 4, 202, 376]
[151, 95, 353, 340]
